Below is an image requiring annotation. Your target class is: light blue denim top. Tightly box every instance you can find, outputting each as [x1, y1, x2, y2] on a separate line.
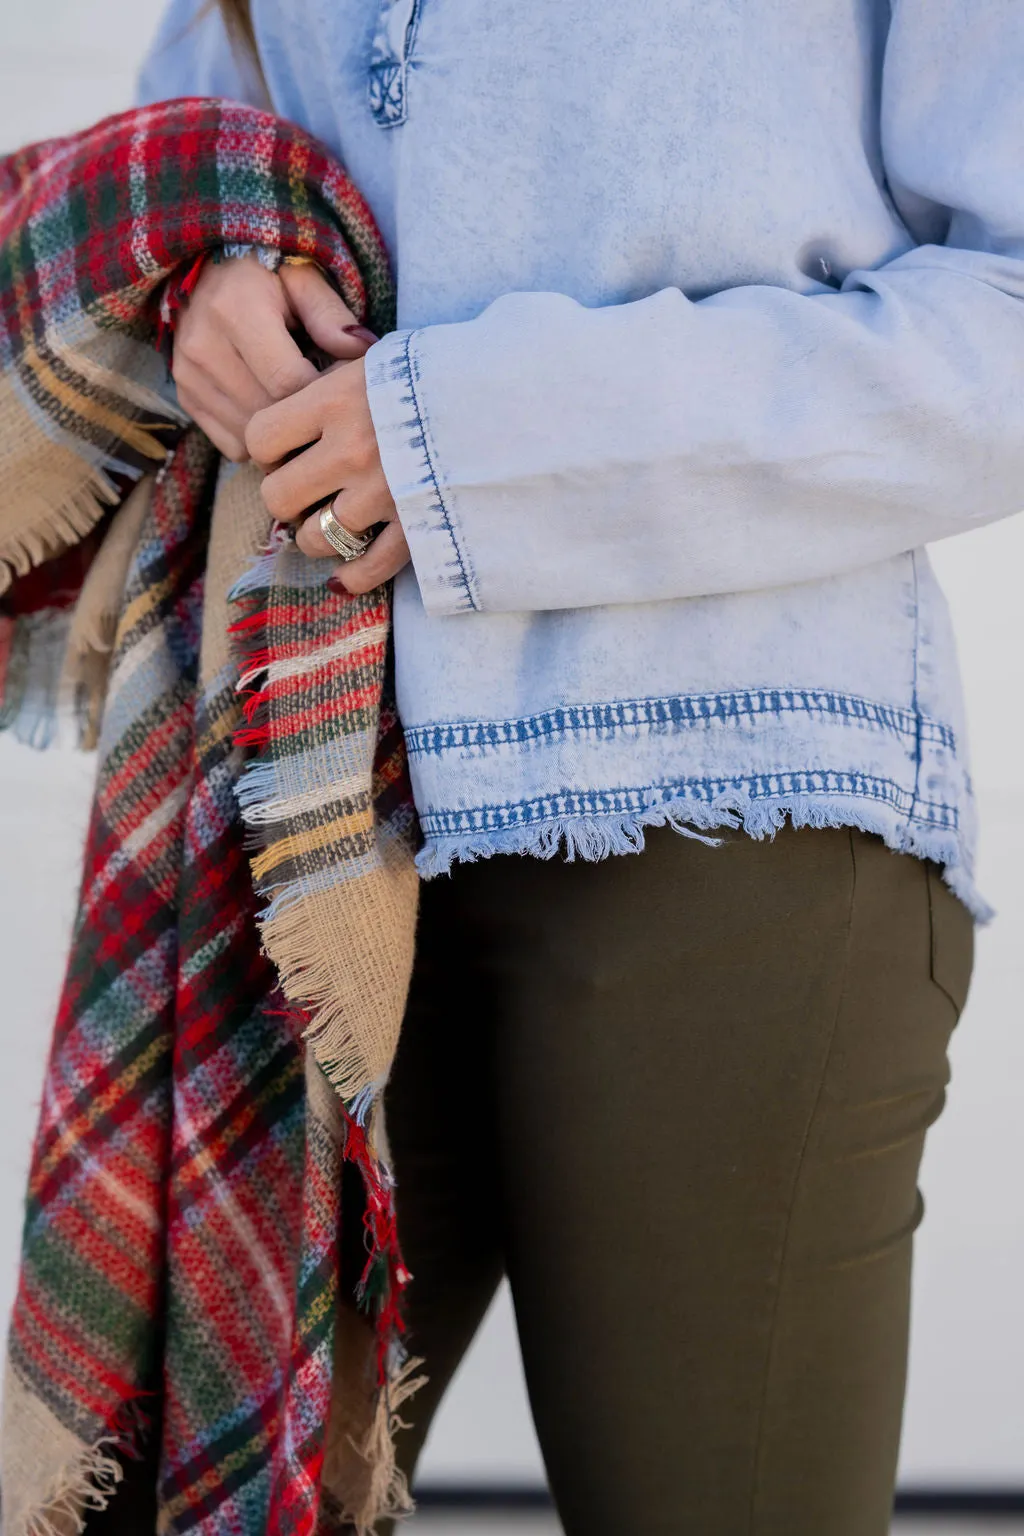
[140, 0, 1024, 920]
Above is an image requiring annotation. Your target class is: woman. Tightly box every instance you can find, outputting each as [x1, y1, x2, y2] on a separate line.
[133, 2, 1022, 1531]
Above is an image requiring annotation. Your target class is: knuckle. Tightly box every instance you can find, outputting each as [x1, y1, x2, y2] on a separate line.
[347, 555, 382, 594]
[294, 518, 318, 555]
[301, 286, 330, 316]
[244, 413, 271, 462]
[310, 301, 341, 333]
[286, 263, 329, 297]
[173, 335, 199, 370]
[207, 290, 236, 327]
[320, 292, 352, 325]
[266, 362, 310, 401]
[259, 476, 288, 519]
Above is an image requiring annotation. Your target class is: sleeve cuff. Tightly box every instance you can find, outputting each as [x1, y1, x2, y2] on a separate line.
[364, 329, 478, 616]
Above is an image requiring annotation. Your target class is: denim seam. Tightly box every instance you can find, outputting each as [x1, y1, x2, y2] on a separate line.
[746, 828, 858, 1533]
[907, 550, 924, 828]
[405, 687, 956, 759]
[404, 0, 425, 64]
[417, 771, 959, 838]
[403, 331, 479, 609]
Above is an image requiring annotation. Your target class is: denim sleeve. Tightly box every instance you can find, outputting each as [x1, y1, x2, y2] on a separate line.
[365, 0, 1024, 617]
[136, 0, 265, 106]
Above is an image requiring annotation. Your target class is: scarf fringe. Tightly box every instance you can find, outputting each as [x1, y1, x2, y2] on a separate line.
[258, 898, 389, 1104]
[24, 1443, 124, 1536]
[0, 325, 182, 598]
[2, 98, 411, 1536]
[0, 608, 81, 748]
[0, 478, 122, 598]
[342, 1354, 427, 1535]
[0, 469, 148, 743]
[229, 535, 421, 1530]
[17, 1398, 153, 1536]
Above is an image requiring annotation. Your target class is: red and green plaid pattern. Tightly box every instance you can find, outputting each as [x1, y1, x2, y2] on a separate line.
[0, 99, 421, 1535]
[0, 97, 393, 360]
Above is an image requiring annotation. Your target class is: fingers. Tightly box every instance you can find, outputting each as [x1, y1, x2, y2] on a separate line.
[280, 264, 377, 360]
[232, 307, 320, 404]
[248, 356, 398, 578]
[172, 254, 316, 456]
[327, 522, 412, 595]
[170, 255, 380, 484]
[246, 366, 351, 466]
[173, 356, 249, 460]
[201, 340, 277, 420]
[202, 256, 320, 402]
[294, 489, 380, 558]
[259, 438, 341, 521]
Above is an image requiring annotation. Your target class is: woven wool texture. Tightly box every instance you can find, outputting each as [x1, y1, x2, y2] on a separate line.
[0, 99, 422, 1535]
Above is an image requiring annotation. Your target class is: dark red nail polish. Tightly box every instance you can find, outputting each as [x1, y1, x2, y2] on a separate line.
[327, 575, 349, 595]
[342, 325, 378, 346]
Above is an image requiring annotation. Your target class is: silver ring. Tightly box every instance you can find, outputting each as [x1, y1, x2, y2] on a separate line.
[318, 502, 371, 562]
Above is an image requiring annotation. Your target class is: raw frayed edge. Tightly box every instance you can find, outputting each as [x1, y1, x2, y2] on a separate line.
[416, 789, 993, 925]
[0, 478, 118, 600]
[24, 1443, 123, 1536]
[0, 608, 89, 750]
[22, 1399, 151, 1536]
[0, 422, 165, 601]
[260, 899, 389, 1103]
[341, 1353, 427, 1536]
[228, 541, 419, 1531]
[227, 531, 400, 1107]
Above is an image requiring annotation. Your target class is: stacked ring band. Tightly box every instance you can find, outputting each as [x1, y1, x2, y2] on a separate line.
[318, 502, 372, 561]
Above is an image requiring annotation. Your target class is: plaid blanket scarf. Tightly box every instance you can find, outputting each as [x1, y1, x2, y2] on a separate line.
[0, 99, 424, 1535]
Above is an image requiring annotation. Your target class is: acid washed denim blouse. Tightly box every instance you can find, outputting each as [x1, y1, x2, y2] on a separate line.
[140, 0, 1024, 920]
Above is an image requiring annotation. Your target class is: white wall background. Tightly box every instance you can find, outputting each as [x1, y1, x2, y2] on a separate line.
[2, 0, 1022, 1492]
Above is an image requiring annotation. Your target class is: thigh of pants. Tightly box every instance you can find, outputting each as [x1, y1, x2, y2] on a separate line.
[383, 826, 974, 1536]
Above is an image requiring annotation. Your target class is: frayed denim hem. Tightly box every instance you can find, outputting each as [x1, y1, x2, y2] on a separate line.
[415, 791, 993, 925]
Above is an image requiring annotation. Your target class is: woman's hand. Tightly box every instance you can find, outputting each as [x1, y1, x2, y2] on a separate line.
[245, 362, 410, 595]
[171, 253, 377, 461]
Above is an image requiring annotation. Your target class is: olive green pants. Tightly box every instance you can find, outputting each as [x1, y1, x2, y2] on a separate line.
[87, 825, 974, 1535]
[382, 825, 974, 1535]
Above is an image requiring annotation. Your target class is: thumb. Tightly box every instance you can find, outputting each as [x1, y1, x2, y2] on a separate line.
[280, 263, 377, 359]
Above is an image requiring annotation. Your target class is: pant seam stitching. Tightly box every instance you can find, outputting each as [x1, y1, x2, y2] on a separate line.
[746, 827, 860, 1533]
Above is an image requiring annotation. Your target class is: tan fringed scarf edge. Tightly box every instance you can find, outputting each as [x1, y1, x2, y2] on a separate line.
[0, 342, 182, 597]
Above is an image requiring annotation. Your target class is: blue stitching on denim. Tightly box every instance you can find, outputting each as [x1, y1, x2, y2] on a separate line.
[402, 332, 478, 609]
[403, 0, 425, 64]
[368, 0, 424, 128]
[369, 61, 407, 126]
[417, 770, 959, 840]
[907, 551, 924, 826]
[404, 687, 956, 759]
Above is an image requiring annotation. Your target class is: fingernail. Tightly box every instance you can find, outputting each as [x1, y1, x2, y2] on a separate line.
[326, 574, 350, 595]
[342, 325, 378, 346]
